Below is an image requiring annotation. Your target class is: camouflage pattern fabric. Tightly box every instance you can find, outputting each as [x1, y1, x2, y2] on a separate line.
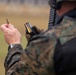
[4, 16, 76, 75]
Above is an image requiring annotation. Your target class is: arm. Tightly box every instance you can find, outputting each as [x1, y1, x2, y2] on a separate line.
[1, 24, 55, 75]
[4, 44, 23, 75]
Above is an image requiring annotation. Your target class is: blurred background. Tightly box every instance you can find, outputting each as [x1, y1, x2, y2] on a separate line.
[0, 0, 49, 75]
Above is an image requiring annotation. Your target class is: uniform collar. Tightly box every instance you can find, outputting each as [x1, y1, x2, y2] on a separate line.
[56, 8, 76, 25]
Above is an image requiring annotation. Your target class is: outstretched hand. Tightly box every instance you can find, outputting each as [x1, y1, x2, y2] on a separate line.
[0, 24, 22, 45]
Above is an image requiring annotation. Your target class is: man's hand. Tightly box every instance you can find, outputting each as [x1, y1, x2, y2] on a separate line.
[25, 26, 44, 41]
[0, 24, 22, 45]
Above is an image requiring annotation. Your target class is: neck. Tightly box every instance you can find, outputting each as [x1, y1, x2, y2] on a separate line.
[57, 2, 76, 16]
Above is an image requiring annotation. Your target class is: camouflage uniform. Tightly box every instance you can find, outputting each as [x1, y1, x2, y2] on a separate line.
[4, 0, 76, 75]
[4, 16, 76, 75]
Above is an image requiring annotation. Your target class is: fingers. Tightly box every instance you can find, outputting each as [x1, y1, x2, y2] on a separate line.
[0, 24, 8, 33]
[32, 26, 44, 33]
[0, 24, 15, 33]
[25, 34, 31, 41]
[8, 24, 14, 29]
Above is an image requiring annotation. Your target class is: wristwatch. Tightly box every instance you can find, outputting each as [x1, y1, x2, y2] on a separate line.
[8, 44, 21, 51]
[9, 44, 15, 49]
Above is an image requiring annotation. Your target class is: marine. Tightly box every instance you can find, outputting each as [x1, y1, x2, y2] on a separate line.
[1, 0, 76, 75]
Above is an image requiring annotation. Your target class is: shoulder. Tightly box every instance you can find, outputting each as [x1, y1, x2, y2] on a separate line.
[55, 16, 76, 45]
[28, 28, 57, 45]
[60, 16, 76, 26]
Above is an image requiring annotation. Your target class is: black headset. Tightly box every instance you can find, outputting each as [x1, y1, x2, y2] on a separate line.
[49, 0, 62, 10]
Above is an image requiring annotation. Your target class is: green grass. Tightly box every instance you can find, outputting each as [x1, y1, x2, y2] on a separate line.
[0, 5, 49, 75]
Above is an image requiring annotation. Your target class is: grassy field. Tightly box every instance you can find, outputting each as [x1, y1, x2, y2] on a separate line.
[0, 4, 49, 75]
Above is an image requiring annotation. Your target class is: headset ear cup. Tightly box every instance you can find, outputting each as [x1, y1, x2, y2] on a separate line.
[49, 0, 62, 10]
[54, 2, 62, 10]
[56, 2, 62, 10]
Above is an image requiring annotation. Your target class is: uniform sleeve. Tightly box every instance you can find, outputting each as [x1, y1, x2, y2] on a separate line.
[4, 31, 56, 75]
